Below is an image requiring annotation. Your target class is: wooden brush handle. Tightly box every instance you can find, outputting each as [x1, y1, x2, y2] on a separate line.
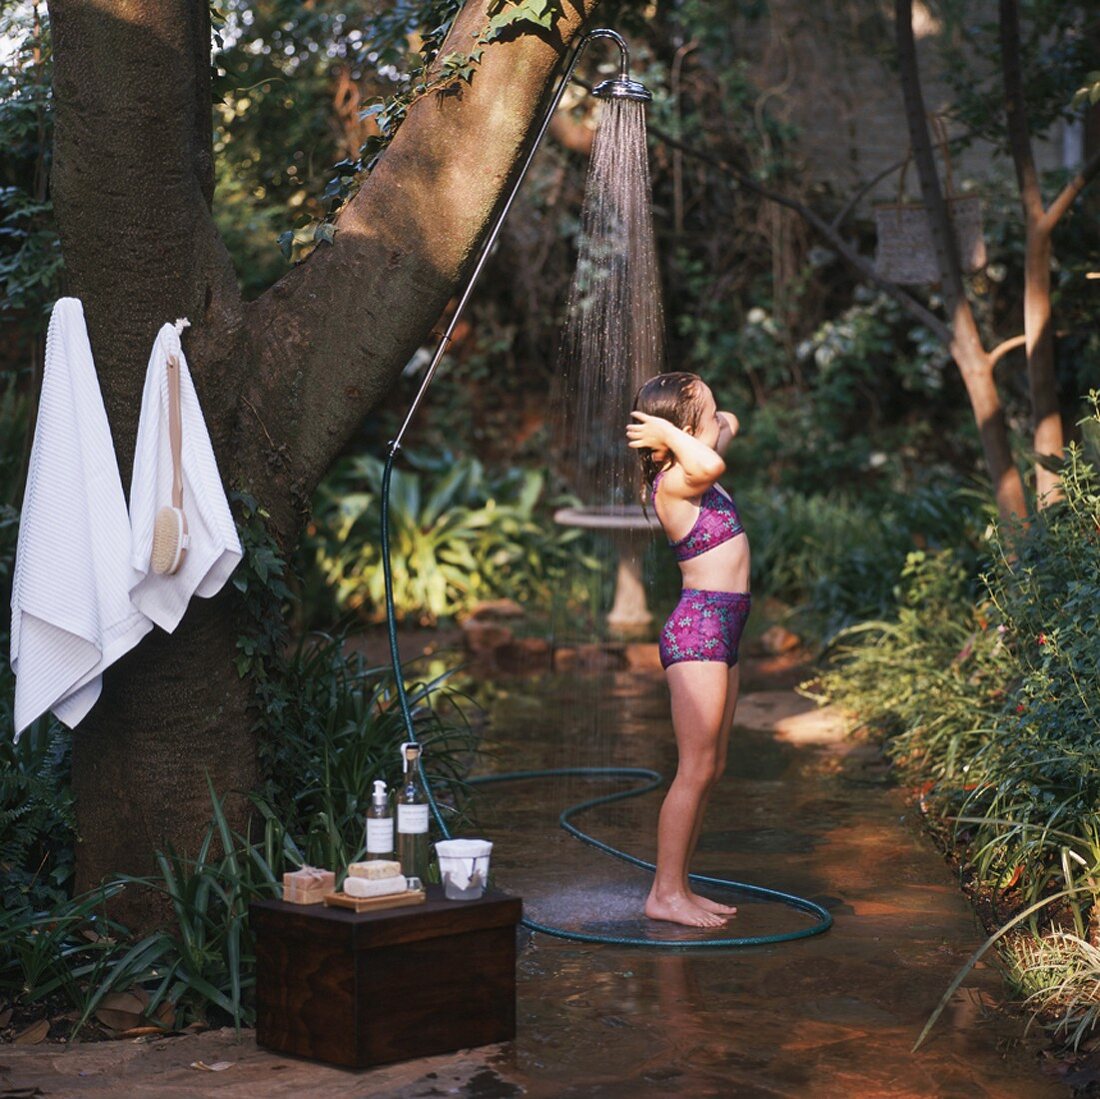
[167, 353, 183, 510]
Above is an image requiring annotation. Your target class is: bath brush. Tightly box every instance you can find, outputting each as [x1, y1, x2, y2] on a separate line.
[150, 353, 190, 575]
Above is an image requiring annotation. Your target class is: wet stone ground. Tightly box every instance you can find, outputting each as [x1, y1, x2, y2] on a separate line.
[0, 656, 1069, 1098]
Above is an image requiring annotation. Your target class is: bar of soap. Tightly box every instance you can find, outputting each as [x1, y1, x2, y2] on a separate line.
[343, 874, 408, 899]
[347, 860, 402, 880]
[282, 867, 335, 904]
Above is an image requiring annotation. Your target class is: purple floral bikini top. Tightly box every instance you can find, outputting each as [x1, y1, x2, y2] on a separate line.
[652, 471, 745, 562]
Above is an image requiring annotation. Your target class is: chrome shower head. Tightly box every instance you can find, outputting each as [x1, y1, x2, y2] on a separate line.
[591, 77, 652, 103]
[583, 27, 653, 103]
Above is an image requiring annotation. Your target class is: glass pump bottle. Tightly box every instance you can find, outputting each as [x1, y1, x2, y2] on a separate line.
[365, 779, 393, 860]
[396, 742, 430, 881]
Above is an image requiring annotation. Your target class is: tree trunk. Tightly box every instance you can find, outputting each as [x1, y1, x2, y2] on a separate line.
[47, 0, 598, 928]
[1022, 226, 1060, 501]
[1000, 0, 1063, 504]
[895, 0, 1027, 521]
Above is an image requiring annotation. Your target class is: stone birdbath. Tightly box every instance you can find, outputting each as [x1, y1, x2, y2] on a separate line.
[554, 504, 662, 637]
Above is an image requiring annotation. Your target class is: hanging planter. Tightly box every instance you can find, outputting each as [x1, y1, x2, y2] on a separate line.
[874, 117, 987, 285]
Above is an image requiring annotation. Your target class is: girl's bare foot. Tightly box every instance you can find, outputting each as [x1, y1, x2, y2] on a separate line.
[645, 891, 728, 928]
[687, 891, 738, 916]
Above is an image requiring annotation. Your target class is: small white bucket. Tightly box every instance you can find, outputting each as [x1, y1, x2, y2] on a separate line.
[435, 838, 493, 901]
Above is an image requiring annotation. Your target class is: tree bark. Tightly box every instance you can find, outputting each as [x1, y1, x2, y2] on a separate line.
[895, 0, 1026, 521]
[1000, 0, 1062, 504]
[236, 1, 599, 539]
[49, 0, 253, 918]
[47, 0, 597, 927]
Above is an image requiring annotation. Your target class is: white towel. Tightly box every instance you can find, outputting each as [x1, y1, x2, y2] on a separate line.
[128, 320, 242, 632]
[10, 298, 153, 734]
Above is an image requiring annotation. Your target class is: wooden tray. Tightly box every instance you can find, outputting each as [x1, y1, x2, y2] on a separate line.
[323, 888, 427, 913]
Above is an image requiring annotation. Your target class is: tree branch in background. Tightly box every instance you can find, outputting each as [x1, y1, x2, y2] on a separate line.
[1001, 0, 1061, 502]
[895, 0, 1024, 520]
[989, 333, 1028, 366]
[1042, 147, 1100, 230]
[643, 121, 953, 344]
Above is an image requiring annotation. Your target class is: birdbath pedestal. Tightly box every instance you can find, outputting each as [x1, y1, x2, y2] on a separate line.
[554, 505, 662, 637]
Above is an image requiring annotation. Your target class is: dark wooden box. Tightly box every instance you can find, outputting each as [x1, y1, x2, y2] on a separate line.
[252, 886, 522, 1069]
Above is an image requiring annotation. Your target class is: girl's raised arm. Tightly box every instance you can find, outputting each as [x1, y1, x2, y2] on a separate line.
[626, 411, 724, 499]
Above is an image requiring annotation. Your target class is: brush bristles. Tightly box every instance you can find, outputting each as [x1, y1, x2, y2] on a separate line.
[151, 506, 185, 575]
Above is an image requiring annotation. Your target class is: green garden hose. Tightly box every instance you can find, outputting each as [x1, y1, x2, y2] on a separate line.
[380, 444, 832, 948]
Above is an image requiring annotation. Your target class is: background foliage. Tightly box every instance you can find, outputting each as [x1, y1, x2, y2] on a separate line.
[0, 0, 1098, 1045]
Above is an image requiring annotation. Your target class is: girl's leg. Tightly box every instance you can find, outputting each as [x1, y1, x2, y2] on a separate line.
[685, 662, 741, 915]
[645, 660, 730, 928]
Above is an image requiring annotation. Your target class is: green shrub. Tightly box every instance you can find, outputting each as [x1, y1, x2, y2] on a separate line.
[816, 399, 1100, 1036]
[304, 450, 599, 624]
[814, 546, 1004, 778]
[0, 719, 74, 914]
[744, 478, 989, 640]
[254, 630, 479, 872]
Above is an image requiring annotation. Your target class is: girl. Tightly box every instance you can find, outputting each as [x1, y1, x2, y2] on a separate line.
[626, 372, 749, 928]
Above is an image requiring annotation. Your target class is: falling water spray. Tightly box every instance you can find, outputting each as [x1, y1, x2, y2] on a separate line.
[557, 96, 666, 512]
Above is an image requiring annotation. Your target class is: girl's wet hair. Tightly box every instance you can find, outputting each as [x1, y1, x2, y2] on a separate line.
[631, 372, 709, 505]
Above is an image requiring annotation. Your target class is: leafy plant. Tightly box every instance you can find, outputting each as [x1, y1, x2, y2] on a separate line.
[0, 5, 60, 328]
[744, 478, 990, 640]
[0, 719, 75, 915]
[818, 397, 1100, 1043]
[306, 451, 598, 625]
[0, 883, 132, 1020]
[254, 630, 481, 872]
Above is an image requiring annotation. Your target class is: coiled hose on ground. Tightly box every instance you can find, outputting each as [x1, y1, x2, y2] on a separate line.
[379, 444, 832, 948]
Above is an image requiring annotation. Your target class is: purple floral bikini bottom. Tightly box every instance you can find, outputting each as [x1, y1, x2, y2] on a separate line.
[659, 589, 752, 670]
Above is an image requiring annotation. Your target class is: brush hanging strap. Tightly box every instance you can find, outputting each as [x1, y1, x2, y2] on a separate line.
[167, 353, 183, 510]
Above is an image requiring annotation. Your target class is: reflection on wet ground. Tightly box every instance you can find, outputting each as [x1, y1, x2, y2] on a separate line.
[468, 668, 1063, 1097]
[0, 664, 1067, 1098]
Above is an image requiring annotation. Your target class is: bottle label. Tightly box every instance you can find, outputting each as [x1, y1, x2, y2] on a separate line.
[366, 818, 394, 853]
[397, 804, 429, 834]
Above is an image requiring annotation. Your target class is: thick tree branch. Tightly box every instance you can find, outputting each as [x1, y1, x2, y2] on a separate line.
[1000, 0, 1065, 502]
[237, 0, 600, 539]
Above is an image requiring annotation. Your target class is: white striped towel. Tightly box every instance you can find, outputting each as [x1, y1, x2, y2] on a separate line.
[128, 319, 242, 632]
[10, 298, 153, 735]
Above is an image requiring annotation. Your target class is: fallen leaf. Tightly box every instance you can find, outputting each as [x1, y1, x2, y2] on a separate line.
[99, 989, 148, 1015]
[119, 1026, 167, 1039]
[190, 1060, 235, 1072]
[96, 988, 150, 1032]
[14, 1018, 49, 1045]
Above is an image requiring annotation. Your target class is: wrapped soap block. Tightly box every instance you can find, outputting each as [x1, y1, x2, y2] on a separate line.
[282, 866, 335, 905]
[344, 874, 408, 899]
[347, 860, 402, 880]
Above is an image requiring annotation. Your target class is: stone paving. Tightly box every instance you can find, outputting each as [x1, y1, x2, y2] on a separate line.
[0, 654, 1068, 1098]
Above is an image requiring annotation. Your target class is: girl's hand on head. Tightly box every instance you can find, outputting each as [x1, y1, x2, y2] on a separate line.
[626, 410, 673, 452]
[715, 410, 740, 454]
